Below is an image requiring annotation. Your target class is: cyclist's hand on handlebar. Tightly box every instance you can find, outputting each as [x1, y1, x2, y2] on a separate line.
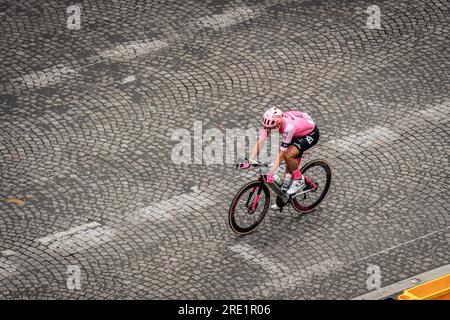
[239, 159, 251, 169]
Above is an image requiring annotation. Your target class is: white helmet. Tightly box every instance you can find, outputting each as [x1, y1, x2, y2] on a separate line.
[261, 107, 283, 128]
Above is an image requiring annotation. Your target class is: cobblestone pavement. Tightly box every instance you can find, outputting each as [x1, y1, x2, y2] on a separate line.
[0, 0, 449, 299]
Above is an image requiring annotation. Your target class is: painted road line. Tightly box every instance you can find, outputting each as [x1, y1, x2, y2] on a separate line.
[134, 186, 215, 222]
[230, 243, 344, 294]
[324, 101, 450, 152]
[230, 230, 448, 297]
[98, 39, 170, 61]
[353, 264, 450, 300]
[36, 222, 113, 255]
[356, 226, 450, 262]
[37, 222, 102, 245]
[419, 101, 450, 121]
[31, 186, 213, 257]
[1, 1, 273, 93]
[191, 6, 261, 31]
[10, 65, 77, 90]
[230, 243, 290, 275]
[328, 126, 399, 152]
[229, 243, 293, 293]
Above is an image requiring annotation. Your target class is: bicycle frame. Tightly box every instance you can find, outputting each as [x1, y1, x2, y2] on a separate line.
[260, 159, 316, 204]
[239, 156, 315, 212]
[262, 173, 289, 204]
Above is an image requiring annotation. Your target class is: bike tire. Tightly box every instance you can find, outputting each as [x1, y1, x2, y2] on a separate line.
[228, 181, 271, 234]
[291, 160, 332, 213]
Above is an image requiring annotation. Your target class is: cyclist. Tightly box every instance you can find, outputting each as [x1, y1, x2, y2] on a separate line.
[240, 106, 320, 205]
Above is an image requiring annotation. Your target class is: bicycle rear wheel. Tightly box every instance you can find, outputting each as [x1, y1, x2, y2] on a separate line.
[228, 181, 271, 234]
[291, 160, 332, 213]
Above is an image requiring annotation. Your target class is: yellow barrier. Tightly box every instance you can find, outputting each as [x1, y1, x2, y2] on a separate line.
[398, 274, 450, 300]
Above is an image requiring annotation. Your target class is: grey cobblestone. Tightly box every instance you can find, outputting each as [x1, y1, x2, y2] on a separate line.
[0, 0, 449, 299]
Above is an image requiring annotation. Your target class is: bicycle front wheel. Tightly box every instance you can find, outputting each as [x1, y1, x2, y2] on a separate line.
[228, 181, 271, 234]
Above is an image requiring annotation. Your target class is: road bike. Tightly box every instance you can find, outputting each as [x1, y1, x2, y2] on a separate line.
[228, 154, 332, 234]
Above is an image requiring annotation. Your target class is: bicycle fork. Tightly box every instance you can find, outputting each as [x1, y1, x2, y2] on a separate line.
[245, 182, 264, 212]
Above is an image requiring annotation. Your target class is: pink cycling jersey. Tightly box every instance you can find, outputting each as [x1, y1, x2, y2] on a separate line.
[259, 111, 316, 151]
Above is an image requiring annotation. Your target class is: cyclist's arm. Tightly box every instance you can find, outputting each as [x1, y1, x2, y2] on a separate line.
[269, 150, 286, 174]
[250, 139, 265, 160]
[269, 124, 294, 174]
[250, 128, 269, 160]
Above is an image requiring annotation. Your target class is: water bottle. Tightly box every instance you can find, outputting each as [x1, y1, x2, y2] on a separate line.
[282, 173, 292, 191]
[273, 174, 282, 186]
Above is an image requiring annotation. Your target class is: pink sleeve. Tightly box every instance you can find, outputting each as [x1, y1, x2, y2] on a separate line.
[280, 124, 294, 151]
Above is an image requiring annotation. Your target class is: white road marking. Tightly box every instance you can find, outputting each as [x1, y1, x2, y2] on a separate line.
[229, 243, 344, 294]
[10, 65, 77, 89]
[324, 101, 450, 151]
[192, 6, 260, 31]
[133, 186, 214, 222]
[2, 3, 268, 92]
[98, 39, 169, 60]
[37, 222, 101, 245]
[1, 0, 447, 290]
[230, 228, 448, 296]
[36, 222, 113, 255]
[356, 226, 450, 262]
[327, 126, 399, 151]
[230, 243, 290, 275]
[418, 101, 450, 125]
[26, 186, 213, 258]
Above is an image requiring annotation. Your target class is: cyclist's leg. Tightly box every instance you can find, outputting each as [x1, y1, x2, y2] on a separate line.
[295, 126, 320, 186]
[286, 126, 320, 194]
[285, 126, 320, 177]
[283, 157, 302, 174]
[292, 126, 320, 165]
[284, 146, 301, 174]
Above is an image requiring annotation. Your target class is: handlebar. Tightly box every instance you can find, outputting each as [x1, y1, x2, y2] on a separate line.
[235, 159, 270, 170]
[248, 159, 270, 167]
[236, 152, 310, 170]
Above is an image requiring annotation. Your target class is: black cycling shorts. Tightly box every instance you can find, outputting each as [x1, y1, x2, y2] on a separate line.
[290, 125, 320, 157]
